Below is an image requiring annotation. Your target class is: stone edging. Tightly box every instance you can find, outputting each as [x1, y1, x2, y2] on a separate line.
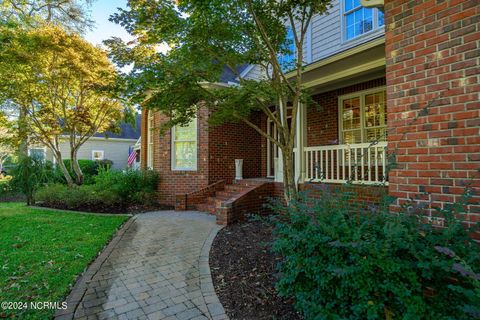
[198, 224, 230, 320]
[54, 217, 136, 320]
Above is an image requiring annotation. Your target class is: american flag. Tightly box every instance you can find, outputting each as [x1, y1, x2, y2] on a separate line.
[127, 147, 136, 167]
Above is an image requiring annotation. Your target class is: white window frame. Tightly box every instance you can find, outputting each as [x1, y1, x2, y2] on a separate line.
[338, 86, 387, 144]
[171, 117, 198, 171]
[278, 25, 297, 72]
[28, 147, 47, 161]
[147, 113, 154, 169]
[342, 0, 384, 42]
[91, 150, 104, 161]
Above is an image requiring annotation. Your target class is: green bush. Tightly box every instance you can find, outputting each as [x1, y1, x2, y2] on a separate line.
[36, 169, 159, 212]
[10, 156, 53, 205]
[57, 159, 113, 184]
[36, 183, 123, 212]
[271, 186, 480, 320]
[94, 168, 159, 205]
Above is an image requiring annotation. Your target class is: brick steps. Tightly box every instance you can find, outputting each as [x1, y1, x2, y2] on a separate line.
[194, 179, 262, 215]
[196, 203, 216, 214]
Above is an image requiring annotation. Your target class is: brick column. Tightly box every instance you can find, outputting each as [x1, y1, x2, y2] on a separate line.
[384, 0, 479, 226]
[140, 108, 149, 169]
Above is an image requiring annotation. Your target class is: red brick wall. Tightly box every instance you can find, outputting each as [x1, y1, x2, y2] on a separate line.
[385, 0, 480, 226]
[140, 108, 149, 169]
[208, 112, 264, 184]
[141, 107, 269, 206]
[151, 107, 210, 206]
[299, 183, 388, 206]
[307, 78, 386, 147]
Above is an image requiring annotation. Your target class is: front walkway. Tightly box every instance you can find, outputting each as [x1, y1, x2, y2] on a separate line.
[56, 211, 228, 320]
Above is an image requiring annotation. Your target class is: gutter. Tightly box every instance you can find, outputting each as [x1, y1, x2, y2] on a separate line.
[361, 0, 384, 10]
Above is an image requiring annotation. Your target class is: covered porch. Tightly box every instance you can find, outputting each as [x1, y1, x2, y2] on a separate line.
[271, 38, 388, 187]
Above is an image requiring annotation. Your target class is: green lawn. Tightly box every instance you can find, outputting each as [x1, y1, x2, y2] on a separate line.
[0, 203, 129, 319]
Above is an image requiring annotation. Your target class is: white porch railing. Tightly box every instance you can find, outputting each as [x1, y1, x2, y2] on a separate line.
[304, 142, 388, 185]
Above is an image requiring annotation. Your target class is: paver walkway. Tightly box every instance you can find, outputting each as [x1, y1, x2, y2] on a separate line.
[56, 211, 227, 320]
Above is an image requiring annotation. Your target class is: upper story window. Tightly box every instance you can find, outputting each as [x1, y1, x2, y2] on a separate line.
[278, 26, 296, 72]
[344, 0, 384, 41]
[172, 117, 197, 171]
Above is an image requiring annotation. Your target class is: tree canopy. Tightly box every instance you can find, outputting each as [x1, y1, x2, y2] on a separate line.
[0, 0, 95, 33]
[107, 0, 333, 201]
[0, 25, 128, 184]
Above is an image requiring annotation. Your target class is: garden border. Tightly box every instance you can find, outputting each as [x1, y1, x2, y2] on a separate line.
[199, 224, 229, 319]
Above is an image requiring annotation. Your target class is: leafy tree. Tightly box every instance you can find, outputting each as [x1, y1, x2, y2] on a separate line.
[0, 25, 127, 185]
[0, 112, 16, 170]
[107, 0, 333, 203]
[0, 0, 95, 33]
[0, 0, 95, 158]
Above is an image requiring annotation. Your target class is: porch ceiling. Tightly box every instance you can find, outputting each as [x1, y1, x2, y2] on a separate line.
[296, 38, 386, 95]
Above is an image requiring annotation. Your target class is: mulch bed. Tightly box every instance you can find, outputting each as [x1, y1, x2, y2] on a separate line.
[209, 218, 302, 320]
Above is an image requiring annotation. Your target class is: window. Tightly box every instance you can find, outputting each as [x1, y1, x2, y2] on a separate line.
[340, 89, 386, 144]
[278, 26, 296, 72]
[29, 148, 46, 161]
[344, 0, 384, 41]
[172, 117, 197, 171]
[92, 150, 104, 161]
[147, 113, 154, 169]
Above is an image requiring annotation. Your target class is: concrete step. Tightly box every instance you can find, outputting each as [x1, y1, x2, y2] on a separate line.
[196, 203, 216, 214]
[207, 196, 230, 205]
[233, 179, 271, 187]
[224, 185, 250, 192]
[216, 190, 239, 198]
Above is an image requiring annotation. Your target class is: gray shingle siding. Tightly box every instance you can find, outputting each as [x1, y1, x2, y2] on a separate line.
[310, 1, 384, 62]
[242, 0, 385, 80]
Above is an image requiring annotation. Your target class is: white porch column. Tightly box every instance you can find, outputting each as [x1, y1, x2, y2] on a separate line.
[275, 98, 285, 183]
[294, 102, 306, 185]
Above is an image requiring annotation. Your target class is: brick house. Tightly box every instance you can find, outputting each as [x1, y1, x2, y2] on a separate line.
[141, 0, 480, 226]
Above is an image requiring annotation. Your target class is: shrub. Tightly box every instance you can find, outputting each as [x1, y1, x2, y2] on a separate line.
[57, 159, 113, 184]
[10, 156, 53, 205]
[36, 168, 159, 212]
[94, 168, 159, 206]
[271, 186, 480, 320]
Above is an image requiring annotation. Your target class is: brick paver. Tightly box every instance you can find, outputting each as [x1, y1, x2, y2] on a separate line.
[55, 211, 227, 320]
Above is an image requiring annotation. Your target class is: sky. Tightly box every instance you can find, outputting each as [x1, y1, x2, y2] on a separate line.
[84, 0, 133, 46]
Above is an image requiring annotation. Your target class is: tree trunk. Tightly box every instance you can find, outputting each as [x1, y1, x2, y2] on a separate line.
[282, 148, 296, 205]
[17, 106, 28, 157]
[71, 149, 84, 185]
[69, 147, 75, 173]
[54, 151, 74, 185]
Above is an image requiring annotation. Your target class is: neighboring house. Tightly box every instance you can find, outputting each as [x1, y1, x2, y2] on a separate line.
[142, 0, 479, 227]
[29, 116, 141, 170]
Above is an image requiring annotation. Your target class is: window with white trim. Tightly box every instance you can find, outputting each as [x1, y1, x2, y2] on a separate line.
[147, 113, 154, 169]
[344, 0, 384, 41]
[29, 148, 46, 161]
[172, 117, 197, 171]
[92, 150, 104, 161]
[278, 26, 296, 72]
[340, 89, 386, 144]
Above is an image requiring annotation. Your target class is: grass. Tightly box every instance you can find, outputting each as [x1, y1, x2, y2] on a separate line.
[0, 203, 129, 319]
